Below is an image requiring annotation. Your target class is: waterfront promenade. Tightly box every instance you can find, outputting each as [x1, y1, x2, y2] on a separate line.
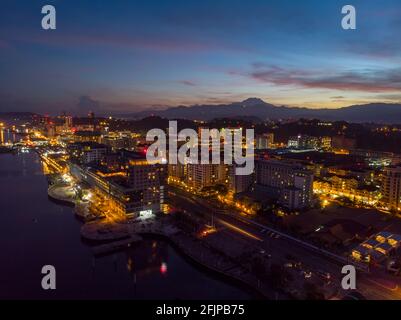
[80, 216, 283, 299]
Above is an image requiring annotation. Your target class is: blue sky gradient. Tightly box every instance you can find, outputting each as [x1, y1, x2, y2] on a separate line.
[0, 0, 400, 114]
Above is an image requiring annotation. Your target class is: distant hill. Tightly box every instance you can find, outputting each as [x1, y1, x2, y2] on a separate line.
[122, 99, 401, 124]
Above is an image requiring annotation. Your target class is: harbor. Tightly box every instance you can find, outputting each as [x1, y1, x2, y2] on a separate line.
[0, 146, 253, 299]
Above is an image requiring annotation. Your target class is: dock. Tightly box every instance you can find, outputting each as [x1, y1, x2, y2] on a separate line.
[92, 236, 143, 255]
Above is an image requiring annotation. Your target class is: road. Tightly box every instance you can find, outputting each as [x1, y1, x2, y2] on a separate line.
[168, 187, 401, 300]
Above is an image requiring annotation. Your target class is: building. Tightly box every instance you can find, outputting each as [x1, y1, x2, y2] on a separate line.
[168, 162, 186, 180]
[71, 116, 97, 132]
[101, 132, 135, 151]
[313, 175, 380, 206]
[69, 151, 166, 217]
[72, 131, 102, 143]
[287, 136, 299, 148]
[319, 136, 332, 150]
[351, 232, 401, 263]
[65, 115, 73, 128]
[186, 163, 226, 191]
[287, 135, 319, 150]
[227, 164, 254, 194]
[381, 166, 401, 210]
[67, 142, 108, 164]
[255, 133, 274, 150]
[125, 151, 167, 216]
[256, 159, 313, 209]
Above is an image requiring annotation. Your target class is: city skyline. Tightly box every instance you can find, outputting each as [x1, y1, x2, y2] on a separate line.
[1, 0, 401, 115]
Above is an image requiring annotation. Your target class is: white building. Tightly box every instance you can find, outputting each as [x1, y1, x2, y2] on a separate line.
[256, 159, 313, 209]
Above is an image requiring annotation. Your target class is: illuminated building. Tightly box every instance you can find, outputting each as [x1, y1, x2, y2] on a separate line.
[168, 162, 186, 180]
[287, 136, 299, 148]
[65, 116, 73, 128]
[71, 116, 97, 132]
[351, 232, 401, 263]
[72, 131, 102, 143]
[68, 142, 108, 164]
[256, 159, 313, 209]
[186, 162, 226, 191]
[101, 132, 135, 151]
[69, 151, 166, 217]
[287, 135, 319, 150]
[381, 166, 401, 210]
[319, 136, 332, 150]
[313, 175, 380, 205]
[255, 133, 274, 150]
[227, 164, 254, 194]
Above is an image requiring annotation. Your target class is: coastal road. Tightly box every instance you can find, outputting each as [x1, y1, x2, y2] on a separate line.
[168, 188, 401, 300]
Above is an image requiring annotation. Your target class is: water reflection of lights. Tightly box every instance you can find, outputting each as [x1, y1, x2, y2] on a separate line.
[127, 258, 133, 272]
[160, 262, 168, 275]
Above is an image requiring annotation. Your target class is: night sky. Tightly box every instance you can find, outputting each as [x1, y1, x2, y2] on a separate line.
[0, 0, 400, 114]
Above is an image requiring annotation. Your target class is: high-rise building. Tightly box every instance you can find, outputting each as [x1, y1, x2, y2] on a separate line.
[227, 164, 254, 194]
[256, 159, 313, 209]
[69, 151, 166, 217]
[381, 166, 401, 211]
[65, 116, 73, 129]
[168, 162, 186, 180]
[125, 152, 167, 215]
[186, 163, 226, 191]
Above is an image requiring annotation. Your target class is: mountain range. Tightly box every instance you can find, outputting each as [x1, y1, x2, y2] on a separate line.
[122, 98, 401, 124]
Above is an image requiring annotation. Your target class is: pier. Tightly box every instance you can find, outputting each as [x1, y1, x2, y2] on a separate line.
[92, 236, 142, 255]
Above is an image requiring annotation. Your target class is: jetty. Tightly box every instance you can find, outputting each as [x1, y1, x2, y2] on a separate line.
[92, 236, 142, 255]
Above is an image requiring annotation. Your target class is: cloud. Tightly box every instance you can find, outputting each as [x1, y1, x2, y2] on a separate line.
[374, 94, 401, 102]
[178, 80, 197, 86]
[75, 95, 101, 115]
[242, 64, 401, 93]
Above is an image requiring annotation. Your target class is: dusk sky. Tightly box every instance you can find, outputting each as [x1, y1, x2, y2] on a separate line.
[1, 0, 401, 114]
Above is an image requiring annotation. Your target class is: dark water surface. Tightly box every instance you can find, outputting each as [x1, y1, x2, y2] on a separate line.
[0, 131, 251, 299]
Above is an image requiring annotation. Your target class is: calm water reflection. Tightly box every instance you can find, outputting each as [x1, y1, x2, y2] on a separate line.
[0, 131, 251, 299]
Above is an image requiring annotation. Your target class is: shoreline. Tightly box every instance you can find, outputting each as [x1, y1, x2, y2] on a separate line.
[80, 218, 282, 299]
[44, 170, 278, 299]
[141, 232, 269, 300]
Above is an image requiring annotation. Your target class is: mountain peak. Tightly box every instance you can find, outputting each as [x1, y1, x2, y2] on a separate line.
[240, 98, 266, 106]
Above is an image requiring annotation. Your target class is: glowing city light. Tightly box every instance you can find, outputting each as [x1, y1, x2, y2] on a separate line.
[160, 262, 167, 275]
